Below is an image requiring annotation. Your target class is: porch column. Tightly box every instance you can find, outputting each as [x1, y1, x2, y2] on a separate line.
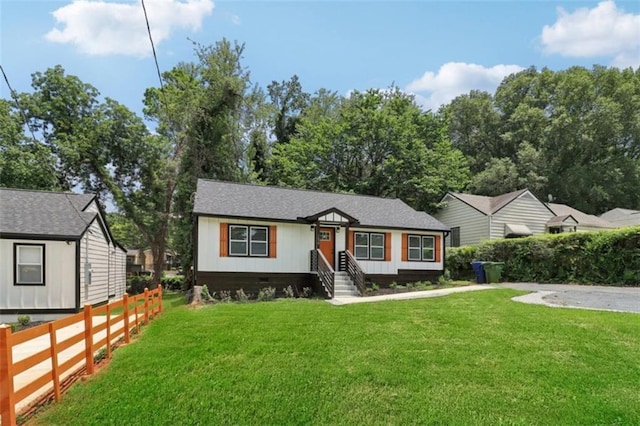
[344, 223, 350, 253]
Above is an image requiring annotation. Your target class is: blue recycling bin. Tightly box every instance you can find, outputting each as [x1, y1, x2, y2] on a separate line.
[471, 261, 487, 284]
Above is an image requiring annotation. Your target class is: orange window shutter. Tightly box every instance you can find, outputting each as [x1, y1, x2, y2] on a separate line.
[435, 235, 442, 262]
[384, 232, 392, 261]
[220, 223, 228, 257]
[348, 230, 355, 254]
[269, 226, 277, 258]
[401, 233, 408, 261]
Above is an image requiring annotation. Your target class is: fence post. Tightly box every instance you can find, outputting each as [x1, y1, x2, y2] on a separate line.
[0, 324, 16, 426]
[83, 304, 95, 375]
[123, 293, 130, 344]
[106, 303, 112, 360]
[158, 284, 163, 314]
[144, 288, 150, 325]
[48, 322, 62, 402]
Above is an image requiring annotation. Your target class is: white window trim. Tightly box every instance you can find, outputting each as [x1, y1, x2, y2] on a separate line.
[354, 232, 385, 260]
[229, 225, 269, 257]
[354, 232, 369, 260]
[407, 235, 436, 262]
[369, 233, 385, 260]
[16, 244, 45, 285]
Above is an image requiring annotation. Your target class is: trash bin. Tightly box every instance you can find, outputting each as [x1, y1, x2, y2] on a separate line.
[483, 262, 505, 283]
[471, 261, 487, 284]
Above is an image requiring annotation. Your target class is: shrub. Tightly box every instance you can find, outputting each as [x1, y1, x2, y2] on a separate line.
[257, 287, 276, 302]
[389, 282, 398, 289]
[446, 227, 640, 285]
[283, 285, 295, 298]
[201, 285, 215, 302]
[301, 287, 313, 298]
[438, 270, 452, 286]
[371, 283, 379, 292]
[236, 288, 250, 302]
[127, 276, 153, 295]
[161, 276, 184, 291]
[218, 291, 232, 303]
[17, 315, 30, 326]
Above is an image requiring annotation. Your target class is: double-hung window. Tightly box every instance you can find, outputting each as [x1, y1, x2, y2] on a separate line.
[408, 235, 435, 261]
[229, 225, 268, 257]
[354, 232, 385, 260]
[15, 244, 45, 285]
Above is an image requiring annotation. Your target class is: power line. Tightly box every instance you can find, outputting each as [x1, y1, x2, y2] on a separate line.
[0, 64, 38, 142]
[141, 0, 165, 93]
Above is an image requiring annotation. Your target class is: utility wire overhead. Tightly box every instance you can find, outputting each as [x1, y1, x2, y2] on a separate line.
[1, 64, 39, 142]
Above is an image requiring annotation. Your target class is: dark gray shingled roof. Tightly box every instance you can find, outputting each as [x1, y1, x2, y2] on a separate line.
[0, 188, 97, 238]
[193, 179, 449, 232]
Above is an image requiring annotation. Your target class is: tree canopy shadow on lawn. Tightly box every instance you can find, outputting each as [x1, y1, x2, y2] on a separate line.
[33, 289, 640, 426]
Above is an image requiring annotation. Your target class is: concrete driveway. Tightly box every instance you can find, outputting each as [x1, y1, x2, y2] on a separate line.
[499, 283, 640, 314]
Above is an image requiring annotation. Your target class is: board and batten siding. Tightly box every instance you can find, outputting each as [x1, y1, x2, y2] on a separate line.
[491, 192, 554, 240]
[0, 239, 76, 311]
[435, 195, 489, 247]
[198, 217, 315, 273]
[350, 228, 443, 274]
[79, 218, 112, 305]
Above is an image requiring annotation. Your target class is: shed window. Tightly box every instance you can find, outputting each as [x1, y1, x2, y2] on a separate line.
[408, 235, 435, 261]
[229, 225, 268, 257]
[15, 244, 45, 285]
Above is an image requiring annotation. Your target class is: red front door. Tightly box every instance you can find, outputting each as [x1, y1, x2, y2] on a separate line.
[318, 227, 335, 269]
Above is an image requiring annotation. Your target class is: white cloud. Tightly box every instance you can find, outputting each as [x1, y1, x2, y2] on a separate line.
[45, 0, 214, 57]
[405, 62, 524, 111]
[540, 0, 640, 68]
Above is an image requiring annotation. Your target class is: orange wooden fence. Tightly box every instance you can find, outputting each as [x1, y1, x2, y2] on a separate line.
[0, 286, 163, 425]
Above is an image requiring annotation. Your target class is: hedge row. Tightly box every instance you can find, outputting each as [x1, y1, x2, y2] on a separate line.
[447, 227, 640, 286]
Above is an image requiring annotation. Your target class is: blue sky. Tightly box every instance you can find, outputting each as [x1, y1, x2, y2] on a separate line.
[1, 0, 639, 116]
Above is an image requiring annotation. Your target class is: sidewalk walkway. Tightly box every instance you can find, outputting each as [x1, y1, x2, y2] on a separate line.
[328, 284, 495, 305]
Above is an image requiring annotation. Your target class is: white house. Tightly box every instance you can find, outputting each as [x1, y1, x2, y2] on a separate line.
[0, 188, 126, 322]
[193, 180, 449, 297]
[435, 189, 615, 247]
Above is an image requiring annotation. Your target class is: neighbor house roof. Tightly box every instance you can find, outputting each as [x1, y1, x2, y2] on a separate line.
[445, 189, 532, 215]
[599, 208, 640, 223]
[0, 188, 98, 239]
[548, 203, 614, 229]
[193, 180, 449, 232]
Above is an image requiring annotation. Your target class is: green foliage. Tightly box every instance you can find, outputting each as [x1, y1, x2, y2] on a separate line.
[438, 270, 452, 286]
[218, 291, 232, 303]
[447, 227, 640, 285]
[271, 86, 470, 212]
[257, 287, 276, 302]
[127, 276, 154, 295]
[301, 287, 313, 298]
[200, 285, 215, 302]
[17, 315, 30, 326]
[283, 285, 295, 298]
[235, 288, 250, 302]
[161, 276, 184, 291]
[445, 65, 640, 213]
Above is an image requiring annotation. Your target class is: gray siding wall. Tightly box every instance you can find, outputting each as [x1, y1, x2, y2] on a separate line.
[79, 219, 111, 305]
[435, 196, 489, 247]
[491, 192, 554, 239]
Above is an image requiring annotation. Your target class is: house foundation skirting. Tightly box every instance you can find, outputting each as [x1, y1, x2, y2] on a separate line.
[195, 272, 321, 296]
[366, 270, 443, 287]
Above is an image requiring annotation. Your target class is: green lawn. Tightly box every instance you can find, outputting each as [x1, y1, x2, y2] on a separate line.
[34, 290, 640, 425]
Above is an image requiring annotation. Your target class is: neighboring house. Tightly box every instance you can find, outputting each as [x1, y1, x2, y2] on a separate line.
[126, 248, 144, 276]
[126, 248, 177, 276]
[547, 203, 615, 232]
[435, 189, 615, 247]
[193, 180, 449, 297]
[0, 188, 127, 322]
[599, 208, 640, 227]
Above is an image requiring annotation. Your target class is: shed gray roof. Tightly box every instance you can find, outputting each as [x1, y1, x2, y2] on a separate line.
[0, 188, 97, 238]
[194, 180, 449, 231]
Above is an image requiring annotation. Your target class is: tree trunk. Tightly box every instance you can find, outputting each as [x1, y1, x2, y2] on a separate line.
[150, 240, 166, 287]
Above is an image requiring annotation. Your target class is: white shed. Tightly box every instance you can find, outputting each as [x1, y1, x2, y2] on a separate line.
[0, 188, 127, 322]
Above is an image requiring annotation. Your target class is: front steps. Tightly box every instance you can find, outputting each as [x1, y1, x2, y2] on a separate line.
[333, 272, 360, 297]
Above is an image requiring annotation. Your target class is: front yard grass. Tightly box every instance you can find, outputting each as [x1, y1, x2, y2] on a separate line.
[34, 289, 640, 425]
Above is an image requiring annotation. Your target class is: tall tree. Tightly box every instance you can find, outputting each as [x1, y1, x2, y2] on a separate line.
[271, 87, 469, 211]
[267, 75, 309, 145]
[17, 66, 172, 284]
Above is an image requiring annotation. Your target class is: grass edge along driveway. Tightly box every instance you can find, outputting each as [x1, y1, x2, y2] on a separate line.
[34, 290, 640, 425]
